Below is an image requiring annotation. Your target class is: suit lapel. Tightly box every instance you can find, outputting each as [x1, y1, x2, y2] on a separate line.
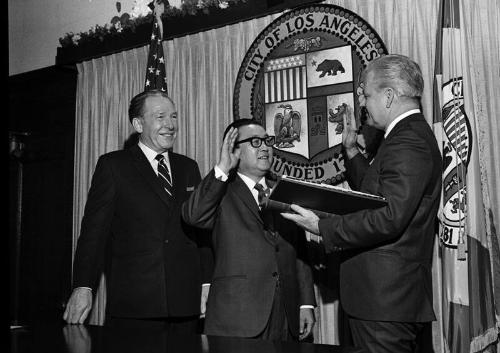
[129, 144, 174, 208]
[169, 152, 184, 200]
[231, 175, 263, 226]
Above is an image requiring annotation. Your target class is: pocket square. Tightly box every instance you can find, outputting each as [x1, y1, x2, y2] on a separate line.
[186, 186, 195, 191]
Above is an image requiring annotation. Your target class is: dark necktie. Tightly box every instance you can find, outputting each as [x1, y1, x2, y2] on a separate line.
[254, 183, 276, 239]
[155, 154, 173, 197]
[254, 183, 269, 208]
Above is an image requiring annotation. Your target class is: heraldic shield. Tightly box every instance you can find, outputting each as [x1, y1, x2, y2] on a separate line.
[234, 4, 388, 184]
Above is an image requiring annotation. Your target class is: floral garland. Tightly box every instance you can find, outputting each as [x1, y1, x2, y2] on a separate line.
[59, 0, 246, 48]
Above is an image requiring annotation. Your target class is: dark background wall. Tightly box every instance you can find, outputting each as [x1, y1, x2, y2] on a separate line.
[9, 66, 77, 325]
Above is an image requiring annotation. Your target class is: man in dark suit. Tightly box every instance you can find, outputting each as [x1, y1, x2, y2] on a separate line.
[181, 119, 316, 341]
[63, 90, 212, 333]
[282, 54, 442, 353]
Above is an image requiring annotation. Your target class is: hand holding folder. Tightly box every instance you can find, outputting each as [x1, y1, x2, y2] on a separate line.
[266, 176, 387, 218]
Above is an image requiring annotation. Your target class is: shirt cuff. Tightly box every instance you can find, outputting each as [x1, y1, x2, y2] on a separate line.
[300, 305, 315, 309]
[214, 165, 228, 182]
[75, 287, 92, 292]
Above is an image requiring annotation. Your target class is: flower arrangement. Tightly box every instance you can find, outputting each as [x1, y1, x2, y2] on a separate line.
[59, 0, 244, 48]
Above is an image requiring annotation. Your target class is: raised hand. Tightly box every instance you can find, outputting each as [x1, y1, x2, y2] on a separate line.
[216, 127, 240, 175]
[342, 86, 362, 159]
[342, 107, 357, 146]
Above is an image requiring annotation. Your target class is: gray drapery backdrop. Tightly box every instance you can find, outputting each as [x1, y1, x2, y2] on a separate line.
[71, 0, 500, 351]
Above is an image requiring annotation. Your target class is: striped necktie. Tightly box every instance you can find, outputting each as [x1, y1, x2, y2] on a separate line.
[155, 154, 173, 197]
[254, 183, 276, 236]
[254, 183, 269, 208]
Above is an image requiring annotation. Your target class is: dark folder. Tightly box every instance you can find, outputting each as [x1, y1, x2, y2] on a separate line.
[265, 176, 387, 218]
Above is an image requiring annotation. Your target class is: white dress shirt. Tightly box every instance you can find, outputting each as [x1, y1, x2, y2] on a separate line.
[138, 141, 172, 182]
[384, 109, 421, 139]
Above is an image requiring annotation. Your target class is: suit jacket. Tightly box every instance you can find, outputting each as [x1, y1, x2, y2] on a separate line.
[318, 113, 441, 323]
[72, 144, 212, 318]
[182, 171, 315, 338]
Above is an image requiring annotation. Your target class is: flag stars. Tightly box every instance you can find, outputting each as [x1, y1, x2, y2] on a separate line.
[265, 55, 306, 71]
[144, 16, 168, 93]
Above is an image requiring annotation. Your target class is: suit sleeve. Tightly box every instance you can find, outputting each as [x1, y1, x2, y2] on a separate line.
[181, 169, 228, 230]
[72, 155, 116, 290]
[319, 130, 434, 251]
[344, 152, 370, 190]
[188, 162, 215, 284]
[295, 229, 316, 307]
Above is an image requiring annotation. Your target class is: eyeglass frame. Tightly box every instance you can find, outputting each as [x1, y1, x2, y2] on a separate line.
[234, 135, 276, 148]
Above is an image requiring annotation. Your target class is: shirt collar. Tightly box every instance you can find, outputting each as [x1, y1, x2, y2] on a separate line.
[138, 141, 170, 164]
[384, 109, 420, 138]
[237, 172, 267, 192]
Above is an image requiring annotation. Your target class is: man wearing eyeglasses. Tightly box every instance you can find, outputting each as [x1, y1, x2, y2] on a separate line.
[182, 119, 315, 341]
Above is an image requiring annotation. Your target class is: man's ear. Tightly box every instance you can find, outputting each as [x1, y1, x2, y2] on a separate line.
[132, 117, 143, 133]
[385, 88, 395, 108]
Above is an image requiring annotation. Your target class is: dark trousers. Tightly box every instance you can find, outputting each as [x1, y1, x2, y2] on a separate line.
[253, 282, 295, 342]
[348, 317, 424, 353]
[105, 315, 200, 334]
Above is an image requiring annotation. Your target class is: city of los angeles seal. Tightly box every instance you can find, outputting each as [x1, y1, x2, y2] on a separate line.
[233, 4, 387, 184]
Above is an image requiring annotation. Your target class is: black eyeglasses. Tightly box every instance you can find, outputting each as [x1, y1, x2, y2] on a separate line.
[235, 136, 276, 148]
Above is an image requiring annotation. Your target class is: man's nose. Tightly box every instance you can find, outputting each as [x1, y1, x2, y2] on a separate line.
[162, 117, 174, 128]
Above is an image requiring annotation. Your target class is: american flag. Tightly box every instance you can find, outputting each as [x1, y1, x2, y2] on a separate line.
[144, 13, 167, 93]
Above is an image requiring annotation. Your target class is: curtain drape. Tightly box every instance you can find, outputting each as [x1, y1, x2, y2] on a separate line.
[73, 0, 499, 350]
[461, 3, 500, 342]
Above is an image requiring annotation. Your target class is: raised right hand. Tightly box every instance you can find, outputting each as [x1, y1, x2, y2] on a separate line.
[216, 127, 240, 175]
[342, 103, 359, 159]
[63, 288, 92, 324]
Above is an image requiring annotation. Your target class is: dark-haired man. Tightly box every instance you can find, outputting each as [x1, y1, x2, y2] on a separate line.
[282, 54, 442, 352]
[63, 90, 212, 332]
[182, 119, 315, 341]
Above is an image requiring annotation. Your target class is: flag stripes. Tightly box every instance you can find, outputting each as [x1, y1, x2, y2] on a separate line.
[265, 66, 307, 103]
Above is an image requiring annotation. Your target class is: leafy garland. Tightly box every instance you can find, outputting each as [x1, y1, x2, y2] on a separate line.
[59, 0, 246, 48]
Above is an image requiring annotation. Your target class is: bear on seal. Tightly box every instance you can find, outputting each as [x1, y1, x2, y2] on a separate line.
[316, 59, 345, 77]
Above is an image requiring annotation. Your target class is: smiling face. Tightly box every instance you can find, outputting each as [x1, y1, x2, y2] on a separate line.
[236, 124, 273, 181]
[133, 95, 178, 153]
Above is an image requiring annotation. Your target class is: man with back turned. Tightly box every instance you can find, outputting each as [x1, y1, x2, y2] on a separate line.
[282, 54, 442, 352]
